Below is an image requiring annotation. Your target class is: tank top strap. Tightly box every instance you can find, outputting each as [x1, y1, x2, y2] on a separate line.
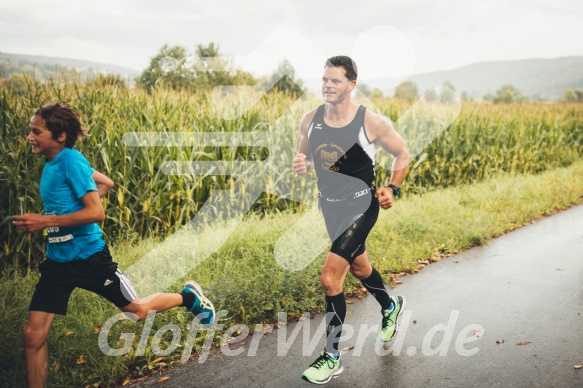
[356, 105, 367, 127]
[313, 104, 326, 124]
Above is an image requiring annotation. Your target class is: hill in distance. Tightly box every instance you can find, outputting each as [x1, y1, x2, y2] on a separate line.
[0, 51, 140, 82]
[408, 56, 583, 101]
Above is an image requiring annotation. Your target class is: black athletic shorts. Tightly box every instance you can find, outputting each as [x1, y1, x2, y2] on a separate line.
[319, 192, 380, 264]
[29, 245, 138, 315]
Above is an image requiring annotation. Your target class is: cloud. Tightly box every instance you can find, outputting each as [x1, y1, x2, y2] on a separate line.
[0, 0, 581, 76]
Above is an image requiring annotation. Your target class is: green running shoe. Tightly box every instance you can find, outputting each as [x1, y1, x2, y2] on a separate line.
[379, 295, 405, 342]
[182, 280, 215, 327]
[302, 352, 343, 384]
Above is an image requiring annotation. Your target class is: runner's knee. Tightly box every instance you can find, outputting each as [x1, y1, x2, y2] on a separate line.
[320, 273, 342, 296]
[121, 301, 151, 321]
[22, 324, 49, 350]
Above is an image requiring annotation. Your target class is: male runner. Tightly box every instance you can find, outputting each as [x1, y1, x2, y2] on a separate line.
[12, 103, 215, 388]
[292, 56, 410, 384]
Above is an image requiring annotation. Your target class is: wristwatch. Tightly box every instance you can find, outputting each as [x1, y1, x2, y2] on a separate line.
[387, 184, 401, 197]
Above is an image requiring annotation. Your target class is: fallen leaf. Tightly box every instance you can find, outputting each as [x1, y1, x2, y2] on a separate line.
[122, 378, 131, 386]
[340, 346, 355, 352]
[574, 365, 582, 369]
[157, 376, 170, 383]
[473, 331, 483, 337]
[417, 260, 430, 264]
[496, 340, 505, 344]
[75, 355, 86, 365]
[346, 300, 354, 304]
[516, 342, 531, 346]
[150, 357, 164, 365]
[390, 279, 403, 285]
[93, 326, 101, 333]
[299, 316, 307, 321]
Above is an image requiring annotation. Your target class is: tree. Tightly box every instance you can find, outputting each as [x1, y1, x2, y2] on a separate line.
[265, 59, 304, 97]
[424, 88, 438, 102]
[87, 74, 127, 89]
[562, 87, 583, 102]
[492, 84, 528, 103]
[137, 45, 195, 91]
[460, 91, 472, 102]
[369, 88, 385, 100]
[356, 82, 372, 97]
[440, 80, 457, 103]
[137, 43, 255, 92]
[3, 73, 39, 96]
[394, 80, 418, 102]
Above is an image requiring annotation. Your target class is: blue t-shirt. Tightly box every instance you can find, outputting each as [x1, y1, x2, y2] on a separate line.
[40, 148, 105, 262]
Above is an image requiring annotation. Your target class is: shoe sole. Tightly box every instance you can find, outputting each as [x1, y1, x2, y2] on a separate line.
[184, 280, 216, 326]
[302, 365, 344, 385]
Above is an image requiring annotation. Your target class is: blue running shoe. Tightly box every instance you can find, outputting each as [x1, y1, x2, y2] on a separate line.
[182, 280, 215, 326]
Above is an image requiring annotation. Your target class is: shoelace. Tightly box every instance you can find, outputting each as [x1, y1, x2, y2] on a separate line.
[197, 297, 213, 310]
[311, 355, 336, 370]
[382, 313, 394, 330]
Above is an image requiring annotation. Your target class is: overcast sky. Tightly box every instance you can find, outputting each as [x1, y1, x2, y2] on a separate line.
[1, 0, 581, 90]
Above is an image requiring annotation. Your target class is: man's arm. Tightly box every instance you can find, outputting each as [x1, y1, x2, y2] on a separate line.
[366, 112, 410, 209]
[292, 109, 317, 175]
[12, 191, 105, 233]
[92, 170, 114, 198]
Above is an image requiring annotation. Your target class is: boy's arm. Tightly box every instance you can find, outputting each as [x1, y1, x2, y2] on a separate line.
[13, 191, 105, 233]
[92, 170, 114, 198]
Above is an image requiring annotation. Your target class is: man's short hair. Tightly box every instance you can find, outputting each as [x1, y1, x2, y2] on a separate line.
[35, 103, 86, 148]
[325, 56, 358, 81]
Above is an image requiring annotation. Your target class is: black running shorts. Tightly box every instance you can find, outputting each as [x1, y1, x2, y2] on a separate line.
[29, 245, 137, 315]
[319, 193, 380, 264]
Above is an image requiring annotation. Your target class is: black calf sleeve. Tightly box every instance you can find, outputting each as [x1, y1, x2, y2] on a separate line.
[324, 292, 346, 353]
[361, 267, 391, 311]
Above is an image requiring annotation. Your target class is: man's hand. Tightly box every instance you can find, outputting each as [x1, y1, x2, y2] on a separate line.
[12, 213, 47, 233]
[375, 187, 394, 210]
[293, 153, 311, 175]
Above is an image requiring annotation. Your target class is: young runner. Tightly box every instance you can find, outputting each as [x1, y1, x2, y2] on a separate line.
[12, 103, 215, 388]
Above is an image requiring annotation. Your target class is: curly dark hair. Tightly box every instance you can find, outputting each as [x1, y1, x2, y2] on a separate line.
[34, 103, 87, 148]
[325, 56, 358, 81]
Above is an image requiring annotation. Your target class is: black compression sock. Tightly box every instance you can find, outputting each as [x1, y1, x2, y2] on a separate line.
[324, 292, 346, 354]
[361, 267, 391, 311]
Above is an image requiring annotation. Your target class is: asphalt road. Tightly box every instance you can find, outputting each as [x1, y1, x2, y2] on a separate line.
[132, 205, 583, 388]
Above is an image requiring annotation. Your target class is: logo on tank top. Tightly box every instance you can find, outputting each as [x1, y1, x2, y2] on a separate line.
[315, 142, 347, 171]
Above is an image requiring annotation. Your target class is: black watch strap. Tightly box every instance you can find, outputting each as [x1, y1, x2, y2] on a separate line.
[387, 184, 401, 197]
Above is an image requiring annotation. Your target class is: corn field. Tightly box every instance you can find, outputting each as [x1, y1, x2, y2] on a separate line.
[1, 78, 582, 271]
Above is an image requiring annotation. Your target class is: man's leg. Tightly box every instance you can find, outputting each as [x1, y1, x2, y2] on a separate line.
[23, 311, 55, 388]
[350, 251, 405, 342]
[350, 251, 391, 310]
[302, 252, 347, 384]
[321, 252, 351, 354]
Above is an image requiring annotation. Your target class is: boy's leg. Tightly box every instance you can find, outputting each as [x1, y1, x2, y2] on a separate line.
[23, 311, 55, 388]
[119, 283, 215, 325]
[121, 293, 183, 320]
